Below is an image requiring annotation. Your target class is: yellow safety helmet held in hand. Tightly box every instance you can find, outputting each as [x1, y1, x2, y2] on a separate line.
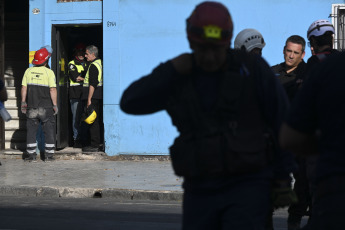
[83, 105, 97, 124]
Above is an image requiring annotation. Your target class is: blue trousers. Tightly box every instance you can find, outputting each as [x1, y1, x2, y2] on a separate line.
[182, 177, 271, 230]
[70, 99, 83, 140]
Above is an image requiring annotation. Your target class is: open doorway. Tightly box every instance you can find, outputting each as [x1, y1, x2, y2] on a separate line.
[51, 24, 103, 149]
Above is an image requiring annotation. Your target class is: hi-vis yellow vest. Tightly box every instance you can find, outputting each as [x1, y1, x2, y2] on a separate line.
[68, 60, 84, 86]
[83, 59, 103, 87]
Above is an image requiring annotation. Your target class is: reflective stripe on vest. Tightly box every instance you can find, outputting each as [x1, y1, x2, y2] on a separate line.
[69, 60, 85, 86]
[83, 59, 103, 87]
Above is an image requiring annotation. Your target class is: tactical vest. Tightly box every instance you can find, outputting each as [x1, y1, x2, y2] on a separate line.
[167, 54, 271, 179]
[68, 60, 85, 86]
[83, 59, 103, 87]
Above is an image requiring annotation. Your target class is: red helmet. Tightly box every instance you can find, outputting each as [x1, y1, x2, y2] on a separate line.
[74, 43, 86, 51]
[32, 48, 50, 65]
[186, 1, 233, 45]
[74, 43, 86, 56]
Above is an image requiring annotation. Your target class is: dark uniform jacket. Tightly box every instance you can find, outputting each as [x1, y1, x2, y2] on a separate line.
[68, 58, 87, 99]
[287, 51, 345, 184]
[271, 61, 306, 101]
[120, 51, 294, 183]
[304, 48, 339, 81]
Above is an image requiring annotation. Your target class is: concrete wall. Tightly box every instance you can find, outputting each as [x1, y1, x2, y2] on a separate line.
[29, 0, 344, 156]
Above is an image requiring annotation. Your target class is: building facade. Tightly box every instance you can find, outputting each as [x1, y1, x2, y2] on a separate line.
[1, 0, 344, 155]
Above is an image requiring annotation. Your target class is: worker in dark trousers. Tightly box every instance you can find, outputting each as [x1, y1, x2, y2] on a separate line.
[294, 19, 339, 230]
[280, 51, 345, 230]
[81, 45, 103, 153]
[271, 35, 309, 230]
[68, 43, 87, 148]
[21, 48, 58, 162]
[120, 2, 296, 229]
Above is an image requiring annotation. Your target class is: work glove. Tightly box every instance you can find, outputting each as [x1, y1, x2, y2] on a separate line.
[272, 179, 298, 209]
[53, 105, 58, 115]
[21, 102, 27, 114]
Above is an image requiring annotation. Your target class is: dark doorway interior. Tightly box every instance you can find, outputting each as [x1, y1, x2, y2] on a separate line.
[52, 24, 103, 148]
[58, 25, 103, 61]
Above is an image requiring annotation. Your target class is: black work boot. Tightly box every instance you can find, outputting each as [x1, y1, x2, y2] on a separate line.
[287, 214, 302, 230]
[44, 155, 55, 162]
[24, 154, 37, 162]
[73, 139, 82, 148]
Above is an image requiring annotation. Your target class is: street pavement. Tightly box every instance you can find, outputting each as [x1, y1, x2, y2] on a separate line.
[0, 148, 306, 229]
[0, 148, 183, 201]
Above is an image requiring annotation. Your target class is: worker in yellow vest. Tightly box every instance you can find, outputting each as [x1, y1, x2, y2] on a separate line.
[81, 45, 103, 153]
[68, 43, 87, 148]
[21, 48, 57, 162]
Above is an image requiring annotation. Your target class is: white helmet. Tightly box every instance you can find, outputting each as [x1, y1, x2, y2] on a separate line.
[234, 29, 266, 52]
[307, 19, 334, 40]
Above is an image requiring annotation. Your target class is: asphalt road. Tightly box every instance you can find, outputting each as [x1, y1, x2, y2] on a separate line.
[0, 196, 307, 230]
[0, 196, 182, 230]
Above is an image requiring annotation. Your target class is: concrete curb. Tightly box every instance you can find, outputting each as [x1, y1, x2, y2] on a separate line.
[0, 151, 171, 162]
[0, 186, 183, 201]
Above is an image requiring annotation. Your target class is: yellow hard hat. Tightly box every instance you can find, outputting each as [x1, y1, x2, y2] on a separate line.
[84, 105, 97, 124]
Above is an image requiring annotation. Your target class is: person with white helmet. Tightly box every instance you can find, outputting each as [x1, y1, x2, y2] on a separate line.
[280, 49, 345, 230]
[234, 28, 266, 56]
[305, 19, 338, 75]
[285, 19, 339, 230]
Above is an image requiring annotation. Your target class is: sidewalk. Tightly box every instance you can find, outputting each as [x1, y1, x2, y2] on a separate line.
[0, 148, 183, 201]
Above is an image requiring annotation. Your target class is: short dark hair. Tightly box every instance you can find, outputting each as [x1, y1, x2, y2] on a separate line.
[310, 31, 333, 48]
[285, 35, 306, 52]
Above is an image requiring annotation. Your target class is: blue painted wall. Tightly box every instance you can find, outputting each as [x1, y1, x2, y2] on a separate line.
[29, 0, 102, 52]
[29, 0, 343, 156]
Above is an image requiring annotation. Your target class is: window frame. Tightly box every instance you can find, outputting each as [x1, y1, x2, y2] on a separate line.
[331, 4, 345, 51]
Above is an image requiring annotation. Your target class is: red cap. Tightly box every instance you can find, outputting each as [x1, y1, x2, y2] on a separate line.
[186, 1, 233, 44]
[32, 48, 50, 65]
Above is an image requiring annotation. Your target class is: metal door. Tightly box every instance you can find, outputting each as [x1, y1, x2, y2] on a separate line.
[52, 26, 69, 148]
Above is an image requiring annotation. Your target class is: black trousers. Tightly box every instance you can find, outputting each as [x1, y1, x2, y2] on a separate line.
[310, 175, 345, 229]
[288, 156, 312, 218]
[81, 99, 103, 147]
[183, 177, 271, 230]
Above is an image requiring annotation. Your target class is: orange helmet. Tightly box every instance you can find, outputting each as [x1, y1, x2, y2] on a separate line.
[186, 1, 233, 45]
[32, 48, 50, 65]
